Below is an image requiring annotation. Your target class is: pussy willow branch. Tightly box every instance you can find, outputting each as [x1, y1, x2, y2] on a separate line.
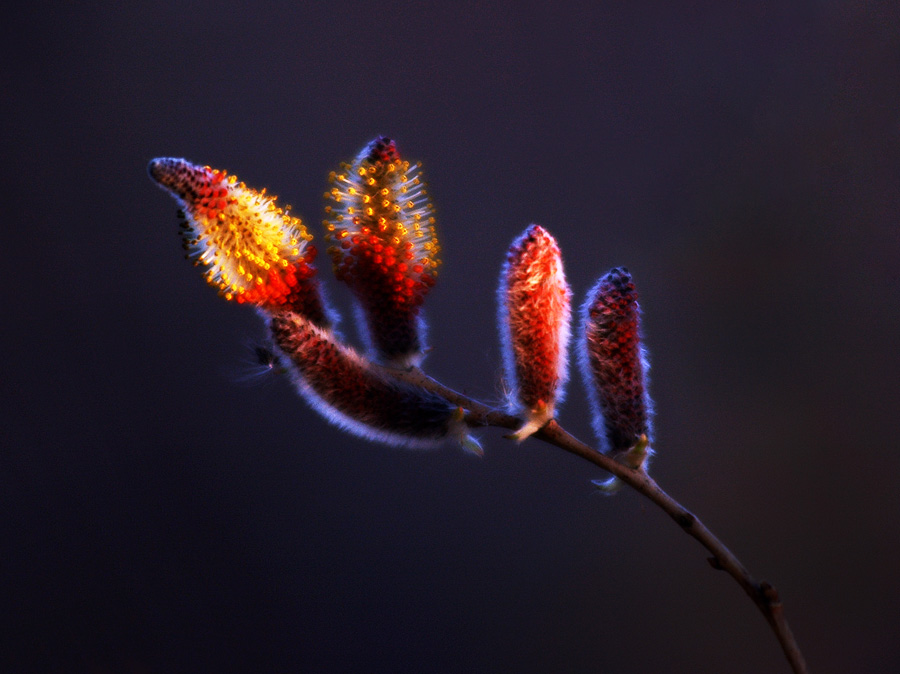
[376, 363, 809, 674]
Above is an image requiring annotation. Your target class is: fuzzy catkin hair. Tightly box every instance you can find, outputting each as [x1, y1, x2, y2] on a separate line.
[269, 310, 470, 449]
[323, 137, 439, 367]
[148, 157, 330, 326]
[498, 224, 572, 440]
[579, 267, 653, 454]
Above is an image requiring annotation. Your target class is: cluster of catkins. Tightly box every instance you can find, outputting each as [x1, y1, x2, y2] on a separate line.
[149, 138, 652, 460]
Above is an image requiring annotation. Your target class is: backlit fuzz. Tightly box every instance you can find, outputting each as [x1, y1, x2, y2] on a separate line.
[498, 225, 572, 441]
[323, 137, 440, 367]
[269, 310, 481, 454]
[579, 267, 653, 462]
[148, 158, 329, 326]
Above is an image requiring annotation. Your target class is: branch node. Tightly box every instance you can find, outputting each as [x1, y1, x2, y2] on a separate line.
[676, 511, 696, 529]
[707, 556, 724, 570]
[759, 581, 782, 607]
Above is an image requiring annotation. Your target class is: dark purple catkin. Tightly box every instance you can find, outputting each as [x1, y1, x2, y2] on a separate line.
[578, 267, 653, 455]
[268, 310, 480, 453]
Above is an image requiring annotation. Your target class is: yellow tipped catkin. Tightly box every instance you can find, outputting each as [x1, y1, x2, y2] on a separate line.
[323, 137, 439, 366]
[149, 157, 328, 325]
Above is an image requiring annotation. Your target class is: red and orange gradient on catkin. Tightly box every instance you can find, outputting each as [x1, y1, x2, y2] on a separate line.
[323, 137, 440, 367]
[148, 158, 328, 326]
[498, 225, 572, 441]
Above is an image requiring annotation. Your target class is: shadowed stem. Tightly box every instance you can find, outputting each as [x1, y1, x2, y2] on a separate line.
[377, 364, 808, 674]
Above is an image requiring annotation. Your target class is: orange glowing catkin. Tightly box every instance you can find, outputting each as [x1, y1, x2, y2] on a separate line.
[498, 225, 572, 441]
[323, 137, 440, 366]
[148, 158, 328, 325]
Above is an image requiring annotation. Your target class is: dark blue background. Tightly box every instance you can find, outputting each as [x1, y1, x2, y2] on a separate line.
[3, 1, 899, 672]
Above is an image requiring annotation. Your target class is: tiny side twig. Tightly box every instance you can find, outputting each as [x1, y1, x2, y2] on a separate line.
[378, 364, 809, 674]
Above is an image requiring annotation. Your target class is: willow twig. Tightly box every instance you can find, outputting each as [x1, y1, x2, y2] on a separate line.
[377, 364, 809, 674]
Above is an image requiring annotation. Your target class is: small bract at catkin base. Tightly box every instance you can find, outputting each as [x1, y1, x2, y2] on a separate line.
[498, 224, 572, 441]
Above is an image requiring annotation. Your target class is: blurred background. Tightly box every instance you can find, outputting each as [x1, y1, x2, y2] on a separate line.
[3, 1, 899, 672]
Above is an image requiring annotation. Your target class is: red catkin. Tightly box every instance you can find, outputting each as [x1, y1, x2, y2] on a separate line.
[498, 224, 572, 440]
[579, 267, 653, 454]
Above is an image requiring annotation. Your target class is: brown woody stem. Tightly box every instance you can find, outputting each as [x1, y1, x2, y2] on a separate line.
[377, 364, 808, 674]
